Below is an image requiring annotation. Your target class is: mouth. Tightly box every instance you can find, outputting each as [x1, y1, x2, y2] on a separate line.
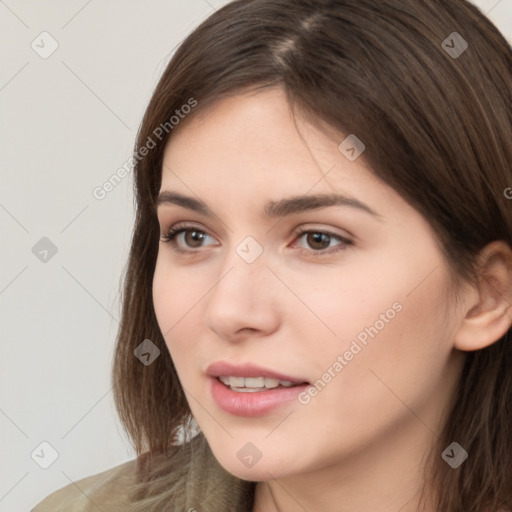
[206, 361, 309, 389]
[206, 361, 310, 416]
[209, 376, 310, 417]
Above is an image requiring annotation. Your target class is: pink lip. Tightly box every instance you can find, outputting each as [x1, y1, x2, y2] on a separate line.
[209, 376, 309, 417]
[206, 361, 310, 417]
[206, 361, 308, 384]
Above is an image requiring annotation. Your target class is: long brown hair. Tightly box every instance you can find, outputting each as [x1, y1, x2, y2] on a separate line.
[112, 1, 512, 510]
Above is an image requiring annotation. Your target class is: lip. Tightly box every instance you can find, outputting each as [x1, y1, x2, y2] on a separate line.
[206, 361, 310, 417]
[209, 376, 310, 417]
[206, 361, 309, 384]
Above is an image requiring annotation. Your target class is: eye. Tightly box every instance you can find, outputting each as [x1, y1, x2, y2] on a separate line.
[291, 227, 352, 256]
[160, 224, 218, 253]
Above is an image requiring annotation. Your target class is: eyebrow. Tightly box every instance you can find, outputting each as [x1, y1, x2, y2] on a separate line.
[156, 191, 381, 218]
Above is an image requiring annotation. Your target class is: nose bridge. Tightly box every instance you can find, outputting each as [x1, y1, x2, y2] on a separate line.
[204, 234, 279, 336]
[213, 234, 269, 303]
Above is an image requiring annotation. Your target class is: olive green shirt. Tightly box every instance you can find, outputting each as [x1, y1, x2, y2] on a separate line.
[31, 459, 137, 512]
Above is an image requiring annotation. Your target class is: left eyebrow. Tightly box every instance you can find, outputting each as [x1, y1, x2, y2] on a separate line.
[264, 193, 382, 219]
[156, 191, 382, 219]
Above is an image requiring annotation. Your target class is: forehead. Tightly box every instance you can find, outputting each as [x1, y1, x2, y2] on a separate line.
[162, 87, 372, 189]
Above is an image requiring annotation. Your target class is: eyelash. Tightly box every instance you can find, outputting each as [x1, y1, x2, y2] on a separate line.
[160, 223, 352, 257]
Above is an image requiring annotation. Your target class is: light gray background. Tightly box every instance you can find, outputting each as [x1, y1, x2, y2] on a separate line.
[0, 1, 510, 510]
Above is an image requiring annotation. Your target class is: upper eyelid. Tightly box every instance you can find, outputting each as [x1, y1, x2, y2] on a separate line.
[161, 222, 218, 239]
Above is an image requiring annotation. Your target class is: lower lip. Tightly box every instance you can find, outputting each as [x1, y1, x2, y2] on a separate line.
[209, 376, 309, 417]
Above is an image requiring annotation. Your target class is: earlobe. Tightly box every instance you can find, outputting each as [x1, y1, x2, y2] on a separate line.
[453, 241, 512, 352]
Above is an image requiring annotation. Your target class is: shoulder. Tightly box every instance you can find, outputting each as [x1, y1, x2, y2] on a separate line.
[31, 458, 138, 512]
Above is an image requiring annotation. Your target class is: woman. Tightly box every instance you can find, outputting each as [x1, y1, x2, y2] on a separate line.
[32, 0, 512, 510]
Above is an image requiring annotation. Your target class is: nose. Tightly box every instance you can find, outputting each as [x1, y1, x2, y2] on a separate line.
[204, 247, 280, 342]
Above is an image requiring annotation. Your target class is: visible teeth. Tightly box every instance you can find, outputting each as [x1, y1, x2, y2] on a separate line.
[244, 377, 265, 388]
[218, 376, 297, 389]
[230, 387, 262, 393]
[263, 378, 280, 388]
[231, 376, 245, 387]
[219, 376, 231, 386]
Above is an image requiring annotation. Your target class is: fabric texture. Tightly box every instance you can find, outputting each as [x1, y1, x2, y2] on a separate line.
[31, 458, 137, 512]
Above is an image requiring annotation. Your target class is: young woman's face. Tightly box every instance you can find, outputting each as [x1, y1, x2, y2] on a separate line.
[153, 86, 466, 482]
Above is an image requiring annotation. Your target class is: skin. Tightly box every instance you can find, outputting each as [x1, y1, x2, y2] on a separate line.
[152, 85, 512, 512]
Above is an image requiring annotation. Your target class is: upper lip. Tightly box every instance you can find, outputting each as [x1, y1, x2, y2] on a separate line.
[206, 361, 309, 384]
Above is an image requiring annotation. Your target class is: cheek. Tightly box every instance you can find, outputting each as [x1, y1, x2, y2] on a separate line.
[298, 246, 455, 402]
[152, 256, 206, 333]
[287, 260, 406, 358]
[152, 258, 206, 370]
[311, 263, 456, 426]
[152, 261, 178, 335]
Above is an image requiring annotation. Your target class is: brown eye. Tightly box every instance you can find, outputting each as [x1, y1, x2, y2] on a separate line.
[160, 225, 217, 253]
[293, 228, 352, 256]
[305, 232, 332, 251]
[183, 230, 206, 248]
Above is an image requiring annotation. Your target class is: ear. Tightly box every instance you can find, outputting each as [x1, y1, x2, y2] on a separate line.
[454, 240, 512, 351]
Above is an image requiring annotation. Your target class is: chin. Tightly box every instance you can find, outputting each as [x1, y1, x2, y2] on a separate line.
[210, 447, 300, 483]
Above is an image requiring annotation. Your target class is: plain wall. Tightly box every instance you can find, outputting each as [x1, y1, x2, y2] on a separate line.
[0, 0, 510, 510]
